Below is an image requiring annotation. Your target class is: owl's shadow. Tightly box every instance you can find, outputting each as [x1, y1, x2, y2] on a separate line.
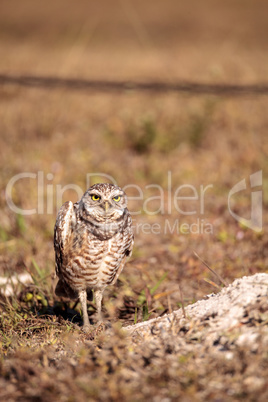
[48, 301, 96, 327]
[49, 283, 96, 327]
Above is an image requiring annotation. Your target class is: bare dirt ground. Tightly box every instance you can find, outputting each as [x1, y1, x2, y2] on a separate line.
[1, 273, 268, 401]
[0, 1, 268, 400]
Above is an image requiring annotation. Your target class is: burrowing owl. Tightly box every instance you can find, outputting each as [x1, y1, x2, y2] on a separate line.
[54, 183, 134, 332]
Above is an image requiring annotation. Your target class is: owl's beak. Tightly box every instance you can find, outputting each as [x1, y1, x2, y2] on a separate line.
[104, 201, 111, 212]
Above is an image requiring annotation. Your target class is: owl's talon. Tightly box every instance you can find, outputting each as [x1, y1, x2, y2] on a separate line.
[94, 320, 107, 334]
[82, 324, 91, 333]
[95, 319, 111, 330]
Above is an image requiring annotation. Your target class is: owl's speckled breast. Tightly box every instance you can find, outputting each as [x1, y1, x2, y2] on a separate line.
[61, 224, 125, 292]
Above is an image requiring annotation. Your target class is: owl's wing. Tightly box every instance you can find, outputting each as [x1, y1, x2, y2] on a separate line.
[124, 213, 134, 257]
[111, 213, 134, 285]
[54, 201, 77, 278]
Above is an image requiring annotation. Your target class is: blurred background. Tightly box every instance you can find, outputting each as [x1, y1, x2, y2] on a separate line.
[0, 0, 268, 323]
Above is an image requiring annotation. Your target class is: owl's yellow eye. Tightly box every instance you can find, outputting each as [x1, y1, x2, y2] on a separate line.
[91, 194, 100, 201]
[113, 195, 121, 202]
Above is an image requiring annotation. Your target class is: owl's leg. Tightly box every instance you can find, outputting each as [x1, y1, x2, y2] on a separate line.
[94, 289, 103, 323]
[79, 290, 90, 332]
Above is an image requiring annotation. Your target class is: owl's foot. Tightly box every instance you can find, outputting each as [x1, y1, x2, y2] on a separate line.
[82, 324, 91, 333]
[95, 318, 111, 330]
[93, 320, 107, 335]
[81, 320, 110, 336]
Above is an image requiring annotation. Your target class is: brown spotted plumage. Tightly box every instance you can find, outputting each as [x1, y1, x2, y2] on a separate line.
[54, 183, 134, 332]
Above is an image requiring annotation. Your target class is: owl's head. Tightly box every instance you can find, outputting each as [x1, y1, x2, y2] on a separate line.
[79, 183, 128, 224]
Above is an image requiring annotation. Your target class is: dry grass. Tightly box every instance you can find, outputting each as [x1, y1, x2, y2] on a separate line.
[0, 0, 268, 400]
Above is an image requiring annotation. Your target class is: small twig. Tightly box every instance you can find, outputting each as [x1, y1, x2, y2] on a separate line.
[203, 278, 221, 290]
[178, 283, 186, 318]
[193, 250, 228, 287]
[167, 295, 172, 315]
